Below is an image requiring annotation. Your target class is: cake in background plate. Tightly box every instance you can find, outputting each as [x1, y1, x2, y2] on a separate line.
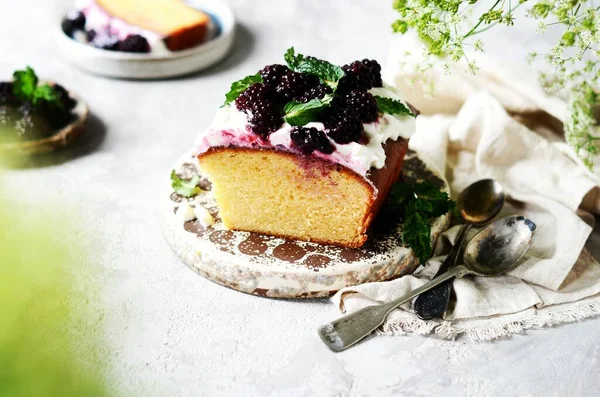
[62, 0, 215, 54]
[195, 49, 418, 248]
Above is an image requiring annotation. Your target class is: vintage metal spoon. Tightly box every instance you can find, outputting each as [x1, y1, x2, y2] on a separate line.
[318, 215, 536, 352]
[414, 179, 505, 320]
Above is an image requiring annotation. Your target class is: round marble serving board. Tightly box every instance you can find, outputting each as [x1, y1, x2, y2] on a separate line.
[162, 149, 450, 299]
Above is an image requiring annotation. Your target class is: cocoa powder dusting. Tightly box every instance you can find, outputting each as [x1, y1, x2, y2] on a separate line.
[273, 242, 306, 262]
[340, 249, 373, 262]
[304, 255, 331, 271]
[209, 230, 236, 253]
[238, 235, 269, 256]
[184, 221, 208, 237]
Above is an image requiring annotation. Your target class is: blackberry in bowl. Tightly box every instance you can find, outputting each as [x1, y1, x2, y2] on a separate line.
[0, 67, 88, 155]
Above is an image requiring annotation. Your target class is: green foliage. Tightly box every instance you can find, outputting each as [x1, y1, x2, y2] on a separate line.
[12, 66, 62, 108]
[223, 73, 263, 105]
[12, 67, 38, 101]
[387, 181, 455, 264]
[284, 47, 304, 70]
[284, 47, 345, 89]
[0, 192, 110, 397]
[283, 95, 333, 126]
[391, 0, 600, 169]
[281, 48, 345, 124]
[171, 170, 202, 197]
[374, 95, 415, 117]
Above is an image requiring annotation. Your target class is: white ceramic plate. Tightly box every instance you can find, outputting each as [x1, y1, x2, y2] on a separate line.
[55, 0, 235, 79]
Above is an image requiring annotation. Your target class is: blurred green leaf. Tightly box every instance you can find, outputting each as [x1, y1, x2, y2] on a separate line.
[0, 186, 111, 397]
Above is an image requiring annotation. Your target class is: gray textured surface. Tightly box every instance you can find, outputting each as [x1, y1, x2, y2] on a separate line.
[1, 1, 599, 396]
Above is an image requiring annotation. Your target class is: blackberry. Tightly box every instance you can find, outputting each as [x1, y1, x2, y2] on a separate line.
[361, 59, 383, 87]
[52, 84, 77, 111]
[235, 83, 273, 112]
[341, 90, 378, 123]
[290, 127, 334, 155]
[120, 34, 151, 53]
[298, 84, 332, 103]
[235, 83, 282, 138]
[259, 64, 290, 86]
[61, 11, 86, 38]
[339, 59, 382, 91]
[86, 30, 97, 43]
[18, 101, 34, 116]
[325, 108, 364, 144]
[0, 82, 13, 102]
[92, 34, 121, 51]
[275, 71, 315, 103]
[247, 104, 282, 138]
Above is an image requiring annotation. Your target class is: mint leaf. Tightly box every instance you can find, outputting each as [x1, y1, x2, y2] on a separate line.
[414, 182, 454, 216]
[296, 59, 345, 88]
[223, 73, 263, 105]
[284, 47, 304, 70]
[284, 47, 344, 89]
[374, 95, 415, 117]
[403, 199, 434, 264]
[12, 67, 62, 109]
[33, 84, 61, 107]
[12, 66, 39, 102]
[283, 95, 333, 126]
[388, 182, 415, 207]
[171, 170, 202, 198]
[385, 181, 454, 264]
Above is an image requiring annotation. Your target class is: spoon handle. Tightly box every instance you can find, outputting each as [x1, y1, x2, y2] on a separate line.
[318, 265, 469, 352]
[414, 224, 472, 320]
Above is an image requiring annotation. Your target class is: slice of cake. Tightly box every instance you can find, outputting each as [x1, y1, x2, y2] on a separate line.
[63, 0, 212, 53]
[195, 49, 417, 248]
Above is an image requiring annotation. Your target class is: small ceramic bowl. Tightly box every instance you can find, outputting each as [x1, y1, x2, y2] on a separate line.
[0, 84, 88, 155]
[55, 0, 235, 79]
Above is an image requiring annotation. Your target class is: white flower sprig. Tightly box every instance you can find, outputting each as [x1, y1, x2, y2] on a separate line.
[393, 0, 600, 169]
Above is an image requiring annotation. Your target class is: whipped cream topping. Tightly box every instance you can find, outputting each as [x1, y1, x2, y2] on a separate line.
[194, 85, 416, 177]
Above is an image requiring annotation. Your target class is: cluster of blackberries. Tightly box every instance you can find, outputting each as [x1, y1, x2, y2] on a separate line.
[62, 12, 150, 53]
[234, 83, 282, 138]
[234, 58, 383, 153]
[0, 82, 77, 131]
[290, 127, 334, 155]
[340, 59, 383, 91]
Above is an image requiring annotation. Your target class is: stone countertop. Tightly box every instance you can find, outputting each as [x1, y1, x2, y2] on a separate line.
[1, 0, 599, 396]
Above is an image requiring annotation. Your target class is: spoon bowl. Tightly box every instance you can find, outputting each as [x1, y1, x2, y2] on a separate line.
[464, 215, 537, 276]
[457, 179, 505, 224]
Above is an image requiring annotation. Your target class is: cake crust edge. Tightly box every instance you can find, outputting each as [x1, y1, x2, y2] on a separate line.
[198, 139, 408, 249]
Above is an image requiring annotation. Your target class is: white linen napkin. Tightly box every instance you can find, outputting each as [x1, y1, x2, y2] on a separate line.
[331, 33, 600, 340]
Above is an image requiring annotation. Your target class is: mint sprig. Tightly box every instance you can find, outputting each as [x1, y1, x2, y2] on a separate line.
[283, 95, 333, 126]
[12, 66, 62, 108]
[223, 73, 263, 105]
[284, 47, 304, 70]
[385, 181, 454, 264]
[374, 95, 415, 117]
[284, 47, 345, 89]
[171, 170, 202, 198]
